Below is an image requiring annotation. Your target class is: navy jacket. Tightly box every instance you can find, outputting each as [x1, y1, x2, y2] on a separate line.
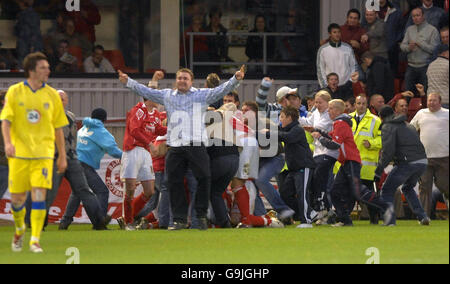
[278, 121, 315, 171]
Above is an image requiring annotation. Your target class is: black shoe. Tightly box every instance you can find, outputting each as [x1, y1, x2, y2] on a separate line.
[104, 215, 112, 225]
[93, 224, 108, 230]
[168, 221, 188, 231]
[197, 217, 208, 230]
[58, 222, 70, 230]
[220, 221, 232, 228]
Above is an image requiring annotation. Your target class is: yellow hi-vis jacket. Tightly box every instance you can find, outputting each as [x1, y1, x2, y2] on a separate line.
[333, 109, 382, 180]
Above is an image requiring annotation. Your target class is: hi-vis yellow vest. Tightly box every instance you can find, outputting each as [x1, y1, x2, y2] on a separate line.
[333, 109, 382, 180]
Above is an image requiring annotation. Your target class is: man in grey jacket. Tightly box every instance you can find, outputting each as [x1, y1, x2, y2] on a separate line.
[374, 106, 430, 226]
[362, 10, 388, 59]
[400, 7, 440, 94]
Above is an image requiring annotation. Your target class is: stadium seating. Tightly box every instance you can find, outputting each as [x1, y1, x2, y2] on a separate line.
[103, 49, 138, 73]
[68, 46, 84, 72]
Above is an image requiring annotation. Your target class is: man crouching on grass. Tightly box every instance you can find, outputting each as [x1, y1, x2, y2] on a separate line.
[311, 99, 394, 226]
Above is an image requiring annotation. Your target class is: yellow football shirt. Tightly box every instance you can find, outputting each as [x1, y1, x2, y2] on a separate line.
[0, 81, 68, 159]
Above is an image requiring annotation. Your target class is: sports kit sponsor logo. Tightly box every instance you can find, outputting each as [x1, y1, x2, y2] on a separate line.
[27, 109, 41, 124]
[105, 160, 123, 198]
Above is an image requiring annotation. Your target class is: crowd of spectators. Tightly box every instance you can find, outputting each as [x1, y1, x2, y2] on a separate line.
[0, 0, 116, 73]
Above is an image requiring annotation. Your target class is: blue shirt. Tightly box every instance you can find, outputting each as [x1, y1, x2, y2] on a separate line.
[126, 76, 240, 147]
[77, 118, 123, 169]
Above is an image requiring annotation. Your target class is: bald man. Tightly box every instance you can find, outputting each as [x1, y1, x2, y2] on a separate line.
[369, 94, 385, 115]
[394, 98, 409, 118]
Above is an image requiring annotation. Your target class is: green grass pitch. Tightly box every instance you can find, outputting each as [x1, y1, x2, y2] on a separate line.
[1, 221, 448, 264]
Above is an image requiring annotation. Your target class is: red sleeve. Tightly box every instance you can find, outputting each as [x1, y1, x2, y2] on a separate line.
[352, 82, 366, 97]
[332, 121, 348, 145]
[387, 93, 403, 108]
[155, 124, 167, 137]
[129, 108, 152, 145]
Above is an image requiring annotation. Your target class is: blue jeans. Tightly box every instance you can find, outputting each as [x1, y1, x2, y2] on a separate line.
[381, 162, 428, 223]
[138, 171, 173, 228]
[185, 169, 200, 228]
[254, 155, 291, 213]
[0, 165, 8, 199]
[156, 171, 173, 228]
[210, 154, 239, 226]
[62, 162, 110, 223]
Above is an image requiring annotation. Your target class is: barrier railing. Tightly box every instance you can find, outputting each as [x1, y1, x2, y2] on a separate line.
[186, 32, 307, 74]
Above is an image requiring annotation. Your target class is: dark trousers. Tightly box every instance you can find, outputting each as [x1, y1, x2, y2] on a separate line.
[311, 155, 336, 211]
[0, 165, 8, 199]
[210, 154, 239, 227]
[165, 146, 211, 223]
[62, 162, 110, 223]
[280, 168, 314, 224]
[331, 161, 387, 223]
[381, 162, 428, 223]
[405, 65, 428, 93]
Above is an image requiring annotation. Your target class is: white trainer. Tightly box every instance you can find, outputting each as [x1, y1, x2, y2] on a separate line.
[296, 223, 313, 229]
[269, 218, 285, 228]
[11, 233, 25, 252]
[29, 242, 44, 253]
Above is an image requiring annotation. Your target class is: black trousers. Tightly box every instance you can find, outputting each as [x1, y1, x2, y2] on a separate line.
[280, 168, 314, 224]
[331, 161, 387, 223]
[165, 146, 211, 223]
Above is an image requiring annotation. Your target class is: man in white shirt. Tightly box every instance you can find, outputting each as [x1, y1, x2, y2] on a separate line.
[410, 93, 449, 216]
[317, 23, 358, 89]
[83, 45, 115, 73]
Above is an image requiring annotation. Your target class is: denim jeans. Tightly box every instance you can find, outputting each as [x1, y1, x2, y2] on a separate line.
[62, 162, 110, 223]
[210, 154, 239, 226]
[0, 165, 8, 199]
[253, 192, 267, 216]
[186, 169, 200, 228]
[156, 171, 173, 228]
[254, 155, 292, 213]
[381, 162, 428, 223]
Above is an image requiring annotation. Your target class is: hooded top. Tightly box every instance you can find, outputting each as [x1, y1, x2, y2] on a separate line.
[317, 113, 361, 165]
[374, 114, 427, 177]
[278, 120, 315, 171]
[77, 117, 123, 169]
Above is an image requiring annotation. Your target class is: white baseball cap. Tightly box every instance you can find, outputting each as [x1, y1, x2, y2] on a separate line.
[276, 86, 298, 102]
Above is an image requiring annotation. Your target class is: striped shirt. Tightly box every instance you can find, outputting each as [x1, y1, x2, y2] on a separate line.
[126, 76, 240, 147]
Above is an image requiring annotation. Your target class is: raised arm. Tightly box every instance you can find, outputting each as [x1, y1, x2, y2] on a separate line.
[204, 65, 245, 105]
[119, 70, 165, 105]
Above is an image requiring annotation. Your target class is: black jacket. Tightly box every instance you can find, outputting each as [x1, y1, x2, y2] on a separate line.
[278, 121, 315, 171]
[366, 56, 394, 102]
[323, 80, 354, 102]
[375, 114, 427, 176]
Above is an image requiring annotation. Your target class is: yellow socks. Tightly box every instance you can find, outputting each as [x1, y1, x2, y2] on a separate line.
[30, 201, 46, 245]
[11, 204, 26, 236]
